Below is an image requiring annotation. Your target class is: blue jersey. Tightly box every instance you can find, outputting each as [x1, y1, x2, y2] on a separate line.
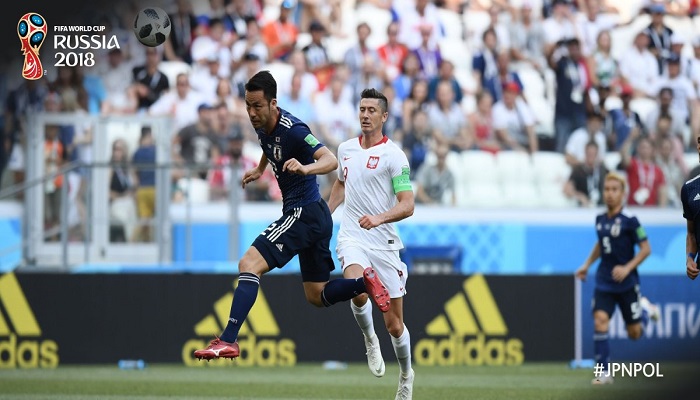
[681, 174, 700, 252]
[595, 210, 647, 293]
[256, 108, 324, 212]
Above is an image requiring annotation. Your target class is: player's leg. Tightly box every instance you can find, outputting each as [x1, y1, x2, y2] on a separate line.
[338, 244, 384, 377]
[620, 285, 646, 340]
[592, 289, 615, 384]
[371, 252, 413, 399]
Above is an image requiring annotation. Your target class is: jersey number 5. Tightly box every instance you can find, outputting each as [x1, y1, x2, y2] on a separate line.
[602, 236, 612, 254]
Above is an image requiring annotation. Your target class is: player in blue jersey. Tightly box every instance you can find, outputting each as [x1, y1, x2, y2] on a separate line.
[682, 135, 700, 280]
[194, 71, 391, 360]
[575, 172, 659, 385]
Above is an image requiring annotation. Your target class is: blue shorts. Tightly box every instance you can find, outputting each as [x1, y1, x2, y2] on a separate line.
[252, 199, 335, 282]
[593, 285, 642, 325]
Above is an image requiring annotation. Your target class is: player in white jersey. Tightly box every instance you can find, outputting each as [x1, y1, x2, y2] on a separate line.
[328, 88, 415, 400]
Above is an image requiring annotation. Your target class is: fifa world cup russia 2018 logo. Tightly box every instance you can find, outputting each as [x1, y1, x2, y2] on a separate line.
[17, 13, 47, 80]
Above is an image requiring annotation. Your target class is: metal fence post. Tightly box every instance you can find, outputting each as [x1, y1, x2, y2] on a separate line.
[228, 161, 240, 263]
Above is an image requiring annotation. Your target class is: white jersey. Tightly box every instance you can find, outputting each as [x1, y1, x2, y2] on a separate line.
[337, 136, 411, 250]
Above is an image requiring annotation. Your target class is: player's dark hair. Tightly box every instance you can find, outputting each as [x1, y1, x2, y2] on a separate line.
[360, 88, 388, 113]
[245, 70, 277, 102]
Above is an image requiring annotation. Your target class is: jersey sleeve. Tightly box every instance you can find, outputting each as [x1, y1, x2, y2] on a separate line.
[291, 123, 324, 161]
[389, 148, 412, 194]
[630, 217, 648, 244]
[682, 183, 689, 219]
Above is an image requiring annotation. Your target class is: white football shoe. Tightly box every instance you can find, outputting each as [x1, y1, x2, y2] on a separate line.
[395, 368, 415, 400]
[640, 296, 660, 321]
[364, 334, 385, 377]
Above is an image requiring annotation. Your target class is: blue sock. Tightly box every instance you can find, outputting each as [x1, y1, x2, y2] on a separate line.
[641, 309, 649, 329]
[220, 273, 260, 343]
[594, 331, 610, 370]
[320, 277, 365, 307]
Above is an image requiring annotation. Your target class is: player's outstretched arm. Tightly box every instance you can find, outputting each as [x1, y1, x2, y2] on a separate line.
[328, 179, 345, 214]
[242, 153, 269, 188]
[687, 220, 699, 280]
[359, 190, 415, 230]
[575, 242, 601, 281]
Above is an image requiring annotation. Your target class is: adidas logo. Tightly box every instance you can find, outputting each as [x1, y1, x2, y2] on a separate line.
[414, 274, 523, 366]
[182, 279, 296, 367]
[0, 273, 59, 368]
[694, 193, 700, 201]
[276, 243, 284, 252]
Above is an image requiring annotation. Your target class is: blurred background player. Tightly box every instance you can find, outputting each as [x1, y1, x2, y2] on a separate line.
[575, 172, 660, 384]
[682, 135, 700, 280]
[328, 88, 415, 400]
[193, 71, 390, 360]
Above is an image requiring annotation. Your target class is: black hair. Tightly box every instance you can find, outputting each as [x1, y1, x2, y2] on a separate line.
[360, 88, 388, 113]
[209, 18, 223, 28]
[141, 126, 152, 138]
[245, 70, 277, 102]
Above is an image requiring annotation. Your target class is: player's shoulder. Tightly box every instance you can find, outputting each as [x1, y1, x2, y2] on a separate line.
[684, 173, 700, 187]
[618, 208, 641, 223]
[384, 138, 408, 158]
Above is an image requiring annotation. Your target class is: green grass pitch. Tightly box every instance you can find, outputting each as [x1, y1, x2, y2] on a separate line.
[0, 362, 692, 399]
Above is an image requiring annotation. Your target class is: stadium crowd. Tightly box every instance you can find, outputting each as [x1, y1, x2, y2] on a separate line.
[2, 0, 700, 242]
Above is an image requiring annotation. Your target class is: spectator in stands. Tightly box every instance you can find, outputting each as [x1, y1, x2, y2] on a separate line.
[608, 84, 645, 151]
[174, 104, 219, 180]
[543, 0, 579, 55]
[382, 85, 403, 139]
[650, 114, 688, 177]
[224, 0, 253, 37]
[211, 102, 236, 152]
[549, 38, 588, 153]
[472, 28, 499, 93]
[109, 139, 135, 242]
[565, 111, 607, 166]
[44, 124, 64, 240]
[132, 127, 157, 242]
[428, 81, 471, 152]
[262, 0, 299, 61]
[402, 108, 434, 179]
[621, 133, 667, 207]
[165, 0, 198, 63]
[101, 49, 137, 115]
[688, 36, 700, 91]
[284, 50, 319, 99]
[191, 18, 233, 79]
[492, 82, 538, 153]
[149, 73, 204, 134]
[487, 4, 511, 50]
[484, 51, 523, 103]
[344, 22, 381, 85]
[231, 16, 269, 73]
[190, 53, 222, 103]
[132, 47, 170, 111]
[588, 30, 618, 88]
[468, 91, 498, 153]
[667, 33, 688, 75]
[214, 78, 241, 119]
[564, 140, 608, 207]
[412, 24, 442, 81]
[619, 31, 659, 97]
[428, 60, 463, 104]
[393, 52, 422, 102]
[62, 90, 92, 240]
[302, 20, 332, 89]
[314, 75, 355, 151]
[401, 79, 430, 132]
[509, 2, 547, 72]
[656, 135, 685, 207]
[209, 131, 281, 202]
[396, 0, 442, 50]
[279, 72, 318, 132]
[644, 3, 673, 74]
[415, 145, 456, 205]
[378, 21, 409, 83]
[577, 0, 619, 57]
[350, 54, 385, 105]
[653, 53, 698, 139]
[646, 87, 686, 143]
[232, 52, 263, 102]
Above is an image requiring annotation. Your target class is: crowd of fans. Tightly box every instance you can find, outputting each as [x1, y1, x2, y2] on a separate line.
[2, 0, 700, 242]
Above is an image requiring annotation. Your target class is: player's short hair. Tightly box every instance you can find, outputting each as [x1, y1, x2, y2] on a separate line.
[605, 172, 627, 192]
[360, 88, 388, 113]
[245, 71, 277, 102]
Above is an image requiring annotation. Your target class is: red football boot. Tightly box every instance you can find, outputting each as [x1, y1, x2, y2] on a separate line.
[363, 267, 391, 313]
[193, 336, 240, 360]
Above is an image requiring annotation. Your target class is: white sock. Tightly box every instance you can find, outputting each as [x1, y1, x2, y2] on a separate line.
[391, 324, 412, 377]
[351, 300, 376, 340]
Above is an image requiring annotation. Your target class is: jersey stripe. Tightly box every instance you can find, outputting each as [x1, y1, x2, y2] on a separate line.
[279, 115, 293, 129]
[268, 208, 302, 242]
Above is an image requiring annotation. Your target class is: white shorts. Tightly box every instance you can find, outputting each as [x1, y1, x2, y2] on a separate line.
[337, 242, 408, 298]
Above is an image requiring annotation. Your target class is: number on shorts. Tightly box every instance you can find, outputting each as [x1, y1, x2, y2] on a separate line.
[630, 301, 641, 320]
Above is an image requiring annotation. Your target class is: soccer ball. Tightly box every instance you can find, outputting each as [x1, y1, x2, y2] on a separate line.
[133, 7, 171, 47]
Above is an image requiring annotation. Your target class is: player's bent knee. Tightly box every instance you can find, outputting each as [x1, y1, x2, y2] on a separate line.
[385, 319, 404, 338]
[238, 248, 270, 276]
[627, 325, 642, 340]
[593, 312, 610, 332]
[352, 293, 369, 305]
[303, 285, 325, 307]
